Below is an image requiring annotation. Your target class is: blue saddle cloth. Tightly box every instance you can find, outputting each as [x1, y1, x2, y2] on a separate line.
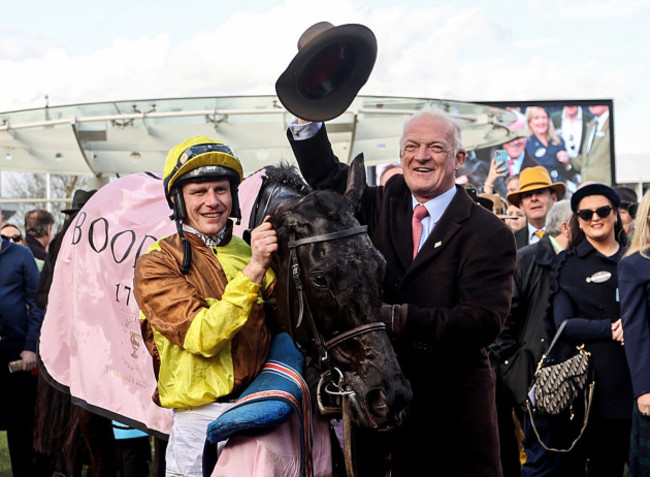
[206, 332, 308, 443]
[206, 332, 314, 476]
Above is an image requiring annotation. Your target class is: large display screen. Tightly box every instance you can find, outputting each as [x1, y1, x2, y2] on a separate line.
[458, 99, 615, 197]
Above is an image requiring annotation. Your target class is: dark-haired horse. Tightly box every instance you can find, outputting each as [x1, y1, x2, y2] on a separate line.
[249, 156, 412, 475]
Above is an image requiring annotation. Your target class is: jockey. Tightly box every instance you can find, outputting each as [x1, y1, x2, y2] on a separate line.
[133, 136, 278, 477]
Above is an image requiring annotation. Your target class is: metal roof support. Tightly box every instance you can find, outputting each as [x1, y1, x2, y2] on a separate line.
[70, 119, 100, 177]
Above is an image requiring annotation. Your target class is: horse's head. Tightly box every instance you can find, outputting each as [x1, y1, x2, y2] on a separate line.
[256, 157, 412, 431]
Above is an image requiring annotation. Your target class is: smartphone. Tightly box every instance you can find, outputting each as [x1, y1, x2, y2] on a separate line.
[494, 149, 508, 171]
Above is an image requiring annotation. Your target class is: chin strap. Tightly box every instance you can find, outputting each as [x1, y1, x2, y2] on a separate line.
[171, 217, 192, 274]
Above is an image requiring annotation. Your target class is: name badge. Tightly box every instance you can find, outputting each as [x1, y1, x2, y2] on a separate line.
[586, 270, 611, 283]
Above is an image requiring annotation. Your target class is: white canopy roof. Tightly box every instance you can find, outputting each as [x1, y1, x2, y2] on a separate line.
[0, 95, 520, 180]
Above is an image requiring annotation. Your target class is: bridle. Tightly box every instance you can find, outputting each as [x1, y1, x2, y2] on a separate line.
[251, 176, 388, 399]
[287, 223, 387, 405]
[251, 173, 393, 476]
[287, 223, 390, 477]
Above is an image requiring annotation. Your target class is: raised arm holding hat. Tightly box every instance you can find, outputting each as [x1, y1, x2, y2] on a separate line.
[285, 95, 516, 474]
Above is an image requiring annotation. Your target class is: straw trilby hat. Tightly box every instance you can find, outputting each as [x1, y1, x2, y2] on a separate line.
[507, 166, 566, 207]
[275, 22, 377, 122]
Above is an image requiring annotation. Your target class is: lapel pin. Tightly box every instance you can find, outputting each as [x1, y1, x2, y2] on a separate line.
[434, 241, 442, 248]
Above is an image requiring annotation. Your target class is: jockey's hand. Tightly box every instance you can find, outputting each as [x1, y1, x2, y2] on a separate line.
[20, 350, 38, 371]
[380, 303, 408, 338]
[244, 216, 278, 284]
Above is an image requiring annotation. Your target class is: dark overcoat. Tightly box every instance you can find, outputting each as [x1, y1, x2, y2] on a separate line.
[618, 252, 650, 399]
[289, 126, 517, 476]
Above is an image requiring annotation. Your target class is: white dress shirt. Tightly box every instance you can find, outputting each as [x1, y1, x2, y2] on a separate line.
[412, 186, 456, 252]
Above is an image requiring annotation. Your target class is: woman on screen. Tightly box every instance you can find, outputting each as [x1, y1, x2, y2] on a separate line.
[525, 106, 576, 185]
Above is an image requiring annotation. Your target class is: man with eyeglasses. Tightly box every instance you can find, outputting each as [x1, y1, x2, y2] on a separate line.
[288, 106, 517, 476]
[0, 205, 45, 476]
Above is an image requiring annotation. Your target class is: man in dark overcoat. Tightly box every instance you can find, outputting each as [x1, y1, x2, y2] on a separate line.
[287, 107, 517, 476]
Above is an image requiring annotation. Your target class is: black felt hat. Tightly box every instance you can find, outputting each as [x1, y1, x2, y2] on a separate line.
[275, 22, 377, 122]
[62, 189, 96, 215]
[570, 183, 620, 212]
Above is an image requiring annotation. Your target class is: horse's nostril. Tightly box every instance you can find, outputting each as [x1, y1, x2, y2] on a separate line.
[366, 389, 390, 420]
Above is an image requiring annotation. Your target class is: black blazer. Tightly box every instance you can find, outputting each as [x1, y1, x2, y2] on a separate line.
[514, 225, 529, 249]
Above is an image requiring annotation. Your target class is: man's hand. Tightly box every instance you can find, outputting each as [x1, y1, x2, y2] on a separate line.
[243, 216, 278, 284]
[638, 393, 650, 417]
[380, 303, 408, 338]
[20, 350, 37, 371]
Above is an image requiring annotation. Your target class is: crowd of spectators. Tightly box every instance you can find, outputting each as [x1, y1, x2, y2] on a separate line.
[0, 101, 646, 476]
[1, 197, 158, 477]
[465, 136, 646, 475]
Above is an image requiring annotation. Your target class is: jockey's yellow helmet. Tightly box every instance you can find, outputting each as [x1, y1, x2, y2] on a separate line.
[162, 136, 244, 220]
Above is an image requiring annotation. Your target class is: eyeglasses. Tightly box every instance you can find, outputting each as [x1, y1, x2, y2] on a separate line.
[576, 205, 613, 221]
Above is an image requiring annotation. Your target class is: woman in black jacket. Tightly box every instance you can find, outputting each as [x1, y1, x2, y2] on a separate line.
[550, 183, 632, 476]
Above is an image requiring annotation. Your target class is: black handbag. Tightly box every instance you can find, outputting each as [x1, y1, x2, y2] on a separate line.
[526, 320, 595, 452]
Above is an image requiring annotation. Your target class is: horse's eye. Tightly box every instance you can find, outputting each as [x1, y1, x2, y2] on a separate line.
[311, 273, 328, 288]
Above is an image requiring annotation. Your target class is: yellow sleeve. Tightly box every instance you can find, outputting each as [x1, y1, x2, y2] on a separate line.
[182, 272, 261, 356]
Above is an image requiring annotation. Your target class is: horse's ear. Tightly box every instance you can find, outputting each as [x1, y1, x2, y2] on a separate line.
[344, 153, 366, 210]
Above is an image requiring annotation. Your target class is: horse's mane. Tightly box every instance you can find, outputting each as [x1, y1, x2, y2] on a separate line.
[263, 163, 312, 196]
[265, 164, 355, 225]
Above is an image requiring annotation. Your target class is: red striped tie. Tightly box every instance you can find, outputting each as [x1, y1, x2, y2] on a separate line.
[412, 204, 429, 258]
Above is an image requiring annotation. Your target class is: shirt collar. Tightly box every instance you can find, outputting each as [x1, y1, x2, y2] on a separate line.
[548, 235, 564, 253]
[510, 151, 526, 174]
[596, 110, 609, 129]
[183, 224, 226, 248]
[527, 223, 545, 239]
[411, 185, 457, 224]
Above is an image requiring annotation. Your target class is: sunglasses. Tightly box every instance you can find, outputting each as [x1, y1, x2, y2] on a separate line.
[8, 234, 23, 242]
[576, 205, 613, 221]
